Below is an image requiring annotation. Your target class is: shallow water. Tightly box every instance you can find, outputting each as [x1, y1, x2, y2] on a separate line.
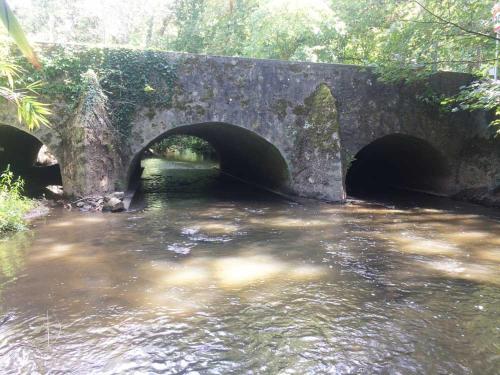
[0, 158, 499, 374]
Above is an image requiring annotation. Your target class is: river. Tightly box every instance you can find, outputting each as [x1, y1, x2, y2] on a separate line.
[0, 157, 499, 374]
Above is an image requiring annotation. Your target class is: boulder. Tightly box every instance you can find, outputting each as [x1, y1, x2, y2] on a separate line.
[103, 197, 124, 212]
[109, 191, 125, 200]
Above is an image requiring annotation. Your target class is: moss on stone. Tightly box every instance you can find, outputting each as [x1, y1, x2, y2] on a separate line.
[304, 83, 339, 132]
[292, 105, 307, 116]
[240, 98, 250, 108]
[194, 105, 206, 116]
[289, 64, 304, 73]
[202, 87, 215, 101]
[17, 46, 177, 139]
[271, 99, 291, 120]
[146, 107, 156, 121]
[295, 83, 340, 151]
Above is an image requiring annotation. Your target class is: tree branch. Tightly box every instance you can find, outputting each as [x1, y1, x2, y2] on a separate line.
[413, 0, 500, 42]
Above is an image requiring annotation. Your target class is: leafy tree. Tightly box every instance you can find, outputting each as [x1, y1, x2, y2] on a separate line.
[241, 0, 342, 61]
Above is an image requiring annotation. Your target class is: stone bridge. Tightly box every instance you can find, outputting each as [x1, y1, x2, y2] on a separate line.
[1, 47, 499, 203]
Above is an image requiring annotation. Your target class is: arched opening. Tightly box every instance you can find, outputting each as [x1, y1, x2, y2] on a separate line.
[0, 125, 62, 196]
[128, 123, 290, 202]
[345, 134, 450, 197]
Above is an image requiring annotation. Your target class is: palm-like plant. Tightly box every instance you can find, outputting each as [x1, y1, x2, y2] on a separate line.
[0, 60, 50, 130]
[0, 0, 50, 130]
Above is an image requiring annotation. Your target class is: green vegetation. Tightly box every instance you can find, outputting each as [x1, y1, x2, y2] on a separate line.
[0, 230, 30, 280]
[0, 0, 50, 130]
[151, 135, 216, 157]
[6, 0, 496, 73]
[15, 47, 177, 137]
[0, 166, 34, 234]
[290, 83, 340, 152]
[441, 79, 500, 131]
[0, 0, 40, 68]
[0, 59, 50, 130]
[0, 3, 45, 237]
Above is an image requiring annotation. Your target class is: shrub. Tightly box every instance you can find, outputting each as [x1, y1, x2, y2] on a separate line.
[0, 166, 33, 233]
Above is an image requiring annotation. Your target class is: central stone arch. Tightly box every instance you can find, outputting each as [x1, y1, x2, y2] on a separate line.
[127, 122, 291, 193]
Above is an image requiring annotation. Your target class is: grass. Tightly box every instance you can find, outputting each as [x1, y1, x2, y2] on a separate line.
[0, 166, 34, 234]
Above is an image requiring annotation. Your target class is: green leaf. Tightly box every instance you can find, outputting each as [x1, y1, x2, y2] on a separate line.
[0, 0, 41, 69]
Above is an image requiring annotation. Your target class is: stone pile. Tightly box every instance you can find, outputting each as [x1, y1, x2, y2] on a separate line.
[71, 192, 125, 212]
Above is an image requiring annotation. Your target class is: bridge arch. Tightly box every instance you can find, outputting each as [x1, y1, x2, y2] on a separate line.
[128, 122, 291, 192]
[0, 124, 62, 194]
[345, 134, 451, 196]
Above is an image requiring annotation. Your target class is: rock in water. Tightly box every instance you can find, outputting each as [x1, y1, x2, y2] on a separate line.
[103, 197, 124, 212]
[108, 191, 125, 200]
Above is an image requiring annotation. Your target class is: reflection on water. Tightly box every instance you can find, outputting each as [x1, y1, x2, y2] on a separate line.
[0, 158, 499, 374]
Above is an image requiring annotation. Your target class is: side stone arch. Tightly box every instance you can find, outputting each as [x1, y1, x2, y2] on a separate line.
[0, 103, 63, 162]
[0, 102, 65, 192]
[337, 81, 479, 196]
[345, 133, 453, 195]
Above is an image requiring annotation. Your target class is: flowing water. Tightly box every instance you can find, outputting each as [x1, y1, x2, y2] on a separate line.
[0, 157, 499, 374]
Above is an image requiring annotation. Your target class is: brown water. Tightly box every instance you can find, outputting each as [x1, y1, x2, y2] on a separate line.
[0, 158, 499, 374]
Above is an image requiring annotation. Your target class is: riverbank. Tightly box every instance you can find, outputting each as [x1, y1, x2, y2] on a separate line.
[24, 199, 52, 222]
[0, 198, 53, 238]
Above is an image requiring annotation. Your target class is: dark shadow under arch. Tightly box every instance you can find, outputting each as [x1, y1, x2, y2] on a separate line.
[128, 122, 290, 192]
[0, 125, 62, 194]
[346, 134, 451, 196]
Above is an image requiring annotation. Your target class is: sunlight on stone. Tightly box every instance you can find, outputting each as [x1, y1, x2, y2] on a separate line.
[45, 185, 63, 195]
